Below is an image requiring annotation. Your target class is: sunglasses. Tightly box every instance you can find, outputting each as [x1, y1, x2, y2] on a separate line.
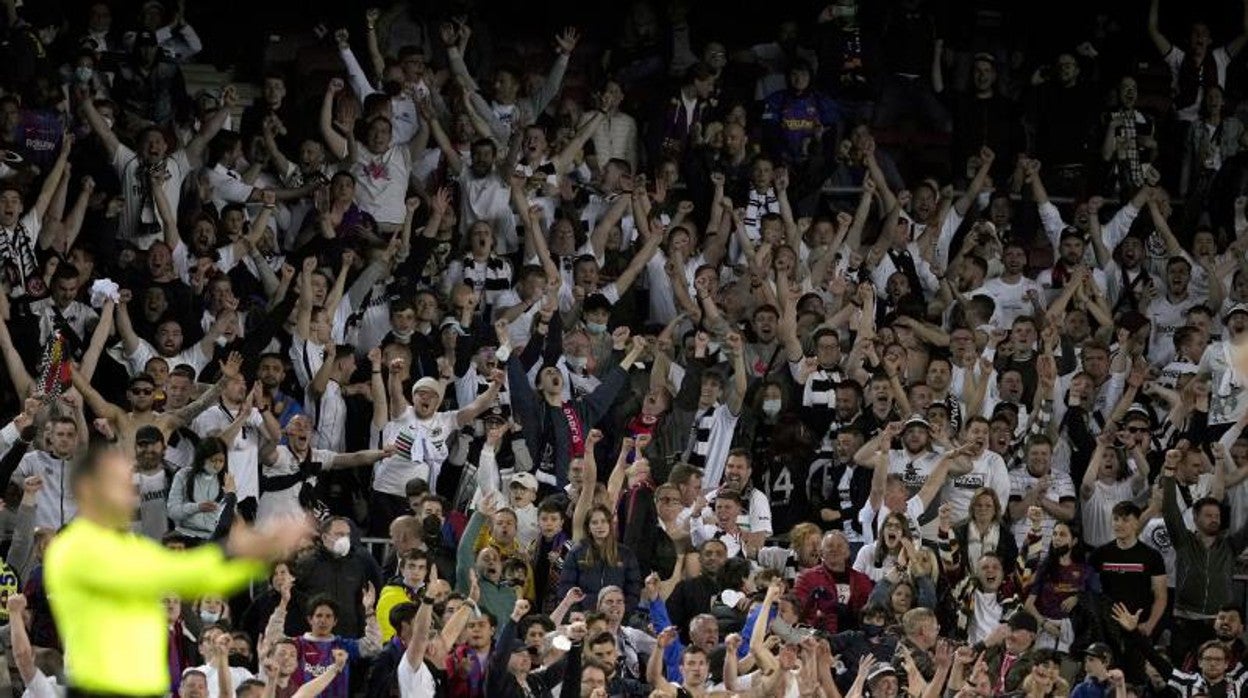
[130, 387, 154, 396]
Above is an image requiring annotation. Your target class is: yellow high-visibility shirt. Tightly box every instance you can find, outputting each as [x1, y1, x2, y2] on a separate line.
[45, 518, 268, 695]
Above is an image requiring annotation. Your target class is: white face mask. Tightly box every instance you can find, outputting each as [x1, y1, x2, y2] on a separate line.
[566, 356, 588, 371]
[200, 610, 220, 624]
[585, 322, 607, 335]
[330, 536, 351, 557]
[762, 399, 783, 417]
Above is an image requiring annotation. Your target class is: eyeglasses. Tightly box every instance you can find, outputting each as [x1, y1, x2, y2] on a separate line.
[130, 387, 154, 395]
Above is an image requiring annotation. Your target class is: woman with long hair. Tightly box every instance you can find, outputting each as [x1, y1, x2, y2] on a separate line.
[167, 437, 234, 541]
[940, 487, 1020, 575]
[1023, 521, 1096, 652]
[852, 511, 912, 583]
[557, 503, 642, 610]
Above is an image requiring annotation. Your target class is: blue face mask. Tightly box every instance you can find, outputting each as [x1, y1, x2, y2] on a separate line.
[74, 66, 93, 83]
[586, 322, 607, 335]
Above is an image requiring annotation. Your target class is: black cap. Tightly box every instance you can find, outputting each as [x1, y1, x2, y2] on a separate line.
[134, 30, 159, 48]
[135, 425, 164, 445]
[482, 406, 507, 424]
[1082, 642, 1114, 662]
[1007, 613, 1038, 633]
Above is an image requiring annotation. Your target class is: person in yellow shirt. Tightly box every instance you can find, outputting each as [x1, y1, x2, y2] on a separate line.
[44, 444, 312, 697]
[376, 550, 427, 641]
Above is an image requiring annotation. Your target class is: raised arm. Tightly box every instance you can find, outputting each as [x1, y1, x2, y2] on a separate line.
[571, 429, 603, 544]
[725, 331, 748, 415]
[611, 226, 662, 296]
[1148, 0, 1174, 56]
[77, 93, 120, 157]
[292, 649, 347, 698]
[6, 594, 36, 685]
[0, 299, 33, 397]
[1229, 0, 1248, 58]
[552, 110, 603, 174]
[403, 591, 434, 672]
[588, 193, 631, 261]
[320, 79, 351, 161]
[363, 9, 386, 82]
[69, 363, 124, 423]
[184, 86, 237, 168]
[417, 97, 465, 174]
[367, 348, 388, 429]
[31, 136, 72, 223]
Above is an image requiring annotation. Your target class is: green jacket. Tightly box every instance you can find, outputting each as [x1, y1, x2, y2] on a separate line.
[456, 510, 518, 622]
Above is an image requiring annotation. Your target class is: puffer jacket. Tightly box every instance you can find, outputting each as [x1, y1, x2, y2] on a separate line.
[166, 468, 224, 539]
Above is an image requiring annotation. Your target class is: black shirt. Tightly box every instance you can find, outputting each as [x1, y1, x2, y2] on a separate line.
[1089, 540, 1166, 614]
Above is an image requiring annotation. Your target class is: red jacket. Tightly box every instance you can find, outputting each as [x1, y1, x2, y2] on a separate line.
[793, 565, 874, 633]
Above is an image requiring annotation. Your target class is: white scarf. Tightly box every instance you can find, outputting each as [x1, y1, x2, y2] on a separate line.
[966, 520, 1000, 566]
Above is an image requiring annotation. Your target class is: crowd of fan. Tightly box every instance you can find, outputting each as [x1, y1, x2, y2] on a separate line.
[7, 0, 1248, 697]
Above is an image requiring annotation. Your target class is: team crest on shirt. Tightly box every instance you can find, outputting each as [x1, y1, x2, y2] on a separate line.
[432, 427, 442, 436]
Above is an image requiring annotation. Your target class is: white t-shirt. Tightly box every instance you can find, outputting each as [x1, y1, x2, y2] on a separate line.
[851, 541, 898, 582]
[191, 404, 265, 499]
[205, 163, 255, 212]
[372, 407, 419, 496]
[969, 589, 1004, 646]
[308, 380, 347, 453]
[113, 145, 192, 249]
[942, 450, 1010, 523]
[1008, 469, 1077, 547]
[124, 339, 212, 379]
[400, 411, 461, 491]
[1147, 293, 1202, 366]
[258, 446, 336, 521]
[351, 145, 413, 225]
[21, 670, 57, 698]
[190, 664, 254, 698]
[456, 168, 517, 254]
[398, 654, 437, 698]
[858, 496, 926, 545]
[1082, 479, 1142, 549]
[887, 448, 943, 537]
[972, 276, 1045, 329]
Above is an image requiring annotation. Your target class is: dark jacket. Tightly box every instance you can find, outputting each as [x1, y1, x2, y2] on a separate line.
[485, 619, 582, 698]
[666, 574, 723, 644]
[619, 483, 673, 578]
[557, 541, 642, 611]
[508, 347, 631, 488]
[239, 588, 310, 647]
[293, 544, 384, 637]
[365, 638, 405, 698]
[1164, 474, 1248, 616]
